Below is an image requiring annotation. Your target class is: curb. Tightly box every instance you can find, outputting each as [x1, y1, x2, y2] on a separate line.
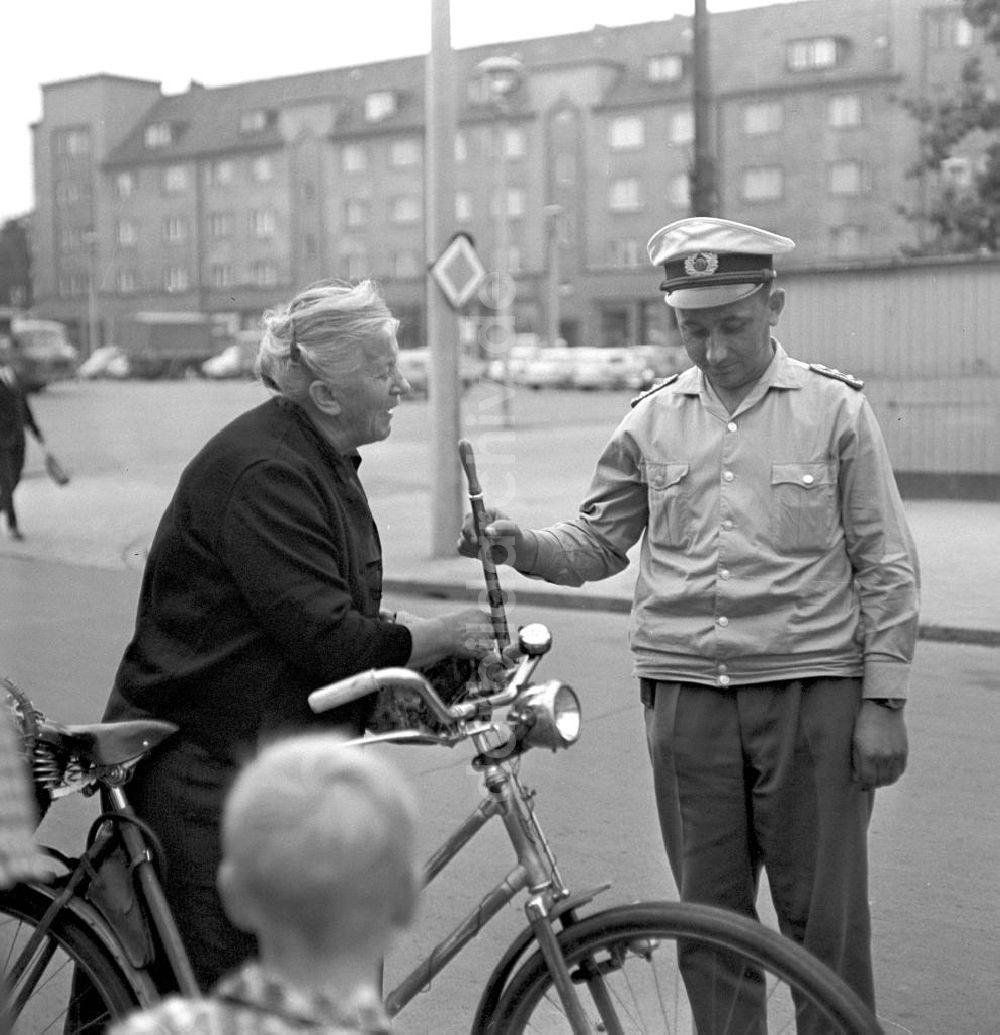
[383, 578, 1000, 649]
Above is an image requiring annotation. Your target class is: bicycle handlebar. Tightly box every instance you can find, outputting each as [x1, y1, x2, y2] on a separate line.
[308, 652, 544, 728]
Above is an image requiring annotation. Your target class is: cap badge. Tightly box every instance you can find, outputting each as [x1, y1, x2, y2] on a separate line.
[683, 251, 719, 277]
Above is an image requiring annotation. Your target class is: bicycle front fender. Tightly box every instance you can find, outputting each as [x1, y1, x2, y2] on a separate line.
[9, 881, 161, 1007]
[470, 883, 611, 1035]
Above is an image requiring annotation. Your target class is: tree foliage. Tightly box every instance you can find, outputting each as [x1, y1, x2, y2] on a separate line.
[901, 0, 1000, 255]
[0, 219, 32, 309]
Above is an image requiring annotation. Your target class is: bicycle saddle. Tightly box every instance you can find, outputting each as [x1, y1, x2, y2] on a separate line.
[38, 719, 178, 767]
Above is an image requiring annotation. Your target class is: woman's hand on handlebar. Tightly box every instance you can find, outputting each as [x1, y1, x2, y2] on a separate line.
[396, 607, 500, 668]
[457, 509, 536, 570]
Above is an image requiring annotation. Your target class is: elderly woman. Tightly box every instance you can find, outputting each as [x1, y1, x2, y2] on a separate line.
[103, 279, 494, 988]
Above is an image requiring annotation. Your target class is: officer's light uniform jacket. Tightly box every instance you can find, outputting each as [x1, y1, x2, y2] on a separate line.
[521, 342, 920, 699]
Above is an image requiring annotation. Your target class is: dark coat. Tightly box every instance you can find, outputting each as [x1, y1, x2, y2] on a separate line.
[0, 366, 41, 483]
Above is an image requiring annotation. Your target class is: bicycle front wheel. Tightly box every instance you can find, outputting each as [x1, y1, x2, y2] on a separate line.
[490, 901, 882, 1034]
[0, 883, 147, 1032]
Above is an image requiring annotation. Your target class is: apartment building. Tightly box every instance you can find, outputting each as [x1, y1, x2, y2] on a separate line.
[29, 0, 995, 354]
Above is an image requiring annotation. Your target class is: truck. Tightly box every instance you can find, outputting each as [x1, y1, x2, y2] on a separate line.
[114, 312, 224, 379]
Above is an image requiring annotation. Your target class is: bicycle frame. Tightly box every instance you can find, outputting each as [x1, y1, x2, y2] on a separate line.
[381, 728, 603, 1033]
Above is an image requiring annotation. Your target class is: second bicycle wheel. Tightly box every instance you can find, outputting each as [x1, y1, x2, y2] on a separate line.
[489, 901, 882, 1034]
[0, 883, 149, 1033]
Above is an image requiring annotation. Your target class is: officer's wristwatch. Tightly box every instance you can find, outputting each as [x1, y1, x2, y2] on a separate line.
[868, 697, 906, 711]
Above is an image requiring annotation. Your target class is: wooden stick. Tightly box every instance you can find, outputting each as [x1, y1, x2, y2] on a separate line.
[458, 439, 510, 650]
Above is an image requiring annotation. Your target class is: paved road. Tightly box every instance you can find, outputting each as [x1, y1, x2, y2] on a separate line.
[1, 558, 996, 1034]
[2, 379, 998, 1031]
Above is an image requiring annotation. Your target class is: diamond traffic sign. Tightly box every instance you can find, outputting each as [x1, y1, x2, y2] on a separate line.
[430, 232, 487, 310]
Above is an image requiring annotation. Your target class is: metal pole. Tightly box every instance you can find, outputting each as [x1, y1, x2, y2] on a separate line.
[425, 0, 463, 557]
[493, 108, 514, 427]
[543, 205, 563, 348]
[85, 231, 100, 356]
[691, 0, 717, 216]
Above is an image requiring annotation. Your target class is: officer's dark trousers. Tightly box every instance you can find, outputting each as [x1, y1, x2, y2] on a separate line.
[0, 449, 20, 533]
[643, 677, 875, 1034]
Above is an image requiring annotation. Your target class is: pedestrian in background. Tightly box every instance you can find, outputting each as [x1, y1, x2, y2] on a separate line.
[103, 278, 496, 989]
[458, 217, 920, 1027]
[109, 731, 417, 1034]
[0, 331, 44, 541]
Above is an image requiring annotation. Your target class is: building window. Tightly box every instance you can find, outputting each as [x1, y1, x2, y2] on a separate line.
[209, 263, 233, 288]
[249, 209, 276, 238]
[829, 225, 867, 258]
[162, 165, 188, 194]
[455, 192, 472, 221]
[59, 227, 82, 250]
[304, 233, 317, 258]
[392, 250, 421, 279]
[208, 212, 233, 238]
[389, 196, 421, 224]
[53, 127, 91, 157]
[741, 165, 784, 201]
[144, 122, 173, 149]
[342, 144, 368, 173]
[669, 110, 694, 145]
[116, 269, 137, 293]
[647, 53, 684, 83]
[163, 217, 187, 243]
[828, 159, 867, 195]
[742, 101, 784, 136]
[343, 199, 369, 228]
[455, 132, 467, 163]
[115, 171, 137, 198]
[55, 180, 85, 206]
[492, 187, 525, 219]
[206, 159, 235, 186]
[365, 91, 397, 123]
[828, 94, 862, 128]
[668, 173, 690, 207]
[786, 37, 843, 71]
[940, 155, 973, 189]
[250, 262, 278, 287]
[503, 126, 526, 159]
[339, 250, 368, 280]
[58, 272, 90, 298]
[164, 266, 189, 293]
[116, 220, 138, 246]
[389, 138, 422, 167]
[608, 238, 643, 266]
[250, 156, 274, 183]
[609, 115, 644, 150]
[928, 10, 976, 49]
[609, 178, 642, 212]
[239, 109, 271, 134]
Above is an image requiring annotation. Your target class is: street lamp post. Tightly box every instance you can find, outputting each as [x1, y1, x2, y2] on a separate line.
[474, 56, 524, 427]
[543, 204, 564, 348]
[82, 228, 100, 357]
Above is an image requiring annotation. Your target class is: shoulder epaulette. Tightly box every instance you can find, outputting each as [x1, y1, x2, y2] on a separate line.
[630, 373, 680, 408]
[808, 363, 864, 390]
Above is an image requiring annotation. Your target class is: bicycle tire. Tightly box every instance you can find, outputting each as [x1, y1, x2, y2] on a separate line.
[487, 901, 882, 1034]
[0, 883, 147, 1033]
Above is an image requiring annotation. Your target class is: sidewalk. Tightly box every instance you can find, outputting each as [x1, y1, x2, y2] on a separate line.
[5, 458, 999, 647]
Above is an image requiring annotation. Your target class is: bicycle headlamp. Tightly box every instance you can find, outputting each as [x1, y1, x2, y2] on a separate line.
[510, 680, 581, 751]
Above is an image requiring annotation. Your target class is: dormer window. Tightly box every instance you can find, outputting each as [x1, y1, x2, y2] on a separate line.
[144, 122, 173, 149]
[786, 36, 846, 71]
[647, 54, 684, 83]
[364, 91, 397, 123]
[239, 109, 272, 134]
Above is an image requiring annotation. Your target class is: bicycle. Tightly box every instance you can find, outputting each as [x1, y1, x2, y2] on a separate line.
[0, 622, 883, 1034]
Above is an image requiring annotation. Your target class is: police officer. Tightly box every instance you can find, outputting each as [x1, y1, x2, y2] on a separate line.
[458, 217, 919, 1026]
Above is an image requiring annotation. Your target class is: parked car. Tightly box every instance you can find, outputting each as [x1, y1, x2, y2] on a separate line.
[7, 317, 79, 391]
[634, 344, 689, 387]
[202, 332, 259, 379]
[77, 346, 131, 380]
[568, 347, 648, 391]
[396, 348, 485, 398]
